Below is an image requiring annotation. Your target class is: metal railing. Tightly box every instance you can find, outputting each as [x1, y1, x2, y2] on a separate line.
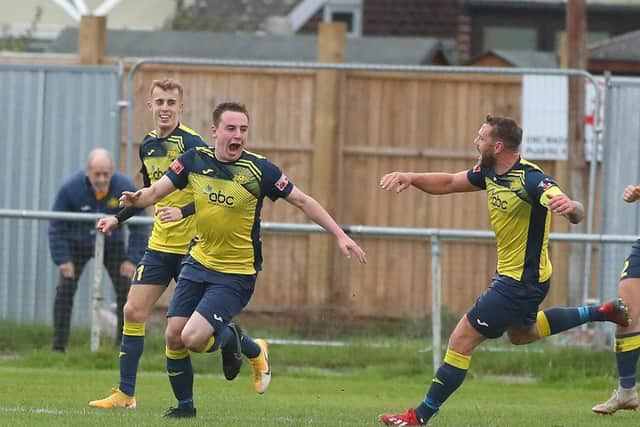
[1, 208, 635, 370]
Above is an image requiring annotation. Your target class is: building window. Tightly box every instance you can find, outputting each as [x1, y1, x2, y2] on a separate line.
[484, 26, 537, 51]
[324, 4, 362, 37]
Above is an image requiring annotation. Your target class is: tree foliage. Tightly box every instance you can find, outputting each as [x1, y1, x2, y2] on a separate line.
[0, 6, 42, 52]
[169, 0, 258, 32]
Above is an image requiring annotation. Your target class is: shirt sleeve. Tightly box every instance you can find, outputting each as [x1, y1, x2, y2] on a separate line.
[186, 134, 208, 150]
[466, 165, 487, 189]
[165, 149, 195, 190]
[524, 170, 564, 208]
[48, 184, 73, 265]
[259, 159, 294, 201]
[115, 206, 144, 224]
[139, 145, 151, 188]
[180, 202, 196, 218]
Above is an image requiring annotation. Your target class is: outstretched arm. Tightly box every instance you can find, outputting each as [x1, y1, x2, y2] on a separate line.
[379, 170, 478, 195]
[284, 186, 367, 264]
[120, 175, 177, 209]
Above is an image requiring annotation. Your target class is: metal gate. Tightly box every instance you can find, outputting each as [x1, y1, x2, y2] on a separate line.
[0, 63, 121, 326]
[598, 76, 640, 303]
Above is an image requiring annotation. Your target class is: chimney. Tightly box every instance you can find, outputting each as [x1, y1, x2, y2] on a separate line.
[456, 12, 471, 64]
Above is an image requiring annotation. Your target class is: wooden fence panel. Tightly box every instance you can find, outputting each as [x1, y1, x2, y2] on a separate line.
[334, 71, 532, 316]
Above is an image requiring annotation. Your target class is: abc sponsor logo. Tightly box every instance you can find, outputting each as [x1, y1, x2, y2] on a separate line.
[490, 194, 508, 210]
[208, 189, 235, 206]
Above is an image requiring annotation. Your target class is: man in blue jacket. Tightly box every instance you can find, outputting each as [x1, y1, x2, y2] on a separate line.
[49, 148, 147, 352]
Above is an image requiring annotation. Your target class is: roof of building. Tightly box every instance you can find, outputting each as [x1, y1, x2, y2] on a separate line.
[470, 49, 558, 68]
[46, 28, 452, 65]
[181, 0, 300, 31]
[589, 29, 640, 61]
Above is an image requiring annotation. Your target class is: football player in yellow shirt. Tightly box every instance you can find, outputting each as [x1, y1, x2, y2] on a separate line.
[378, 115, 631, 426]
[89, 79, 206, 410]
[119, 101, 367, 418]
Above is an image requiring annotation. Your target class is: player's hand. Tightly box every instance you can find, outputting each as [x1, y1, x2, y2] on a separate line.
[119, 190, 142, 207]
[337, 235, 367, 264]
[547, 194, 575, 215]
[59, 261, 75, 279]
[379, 172, 412, 193]
[96, 216, 118, 234]
[547, 194, 584, 224]
[156, 206, 183, 223]
[622, 185, 640, 203]
[120, 260, 136, 279]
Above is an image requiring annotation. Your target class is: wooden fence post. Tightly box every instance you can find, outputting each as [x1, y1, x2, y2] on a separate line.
[79, 15, 106, 65]
[307, 22, 346, 307]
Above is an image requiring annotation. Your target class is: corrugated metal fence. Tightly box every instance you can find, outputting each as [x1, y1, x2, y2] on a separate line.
[598, 76, 640, 302]
[0, 63, 121, 325]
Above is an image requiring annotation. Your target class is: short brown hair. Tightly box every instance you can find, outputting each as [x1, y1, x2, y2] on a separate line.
[485, 114, 522, 151]
[149, 78, 184, 99]
[212, 101, 250, 126]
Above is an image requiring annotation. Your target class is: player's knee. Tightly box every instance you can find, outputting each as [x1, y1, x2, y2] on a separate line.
[123, 301, 148, 323]
[506, 329, 537, 345]
[507, 335, 528, 345]
[165, 325, 184, 349]
[181, 328, 206, 352]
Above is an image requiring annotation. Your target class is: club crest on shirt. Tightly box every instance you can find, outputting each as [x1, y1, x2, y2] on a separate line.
[107, 197, 119, 208]
[167, 150, 178, 160]
[275, 174, 289, 191]
[170, 159, 184, 174]
[233, 173, 248, 184]
[537, 178, 554, 191]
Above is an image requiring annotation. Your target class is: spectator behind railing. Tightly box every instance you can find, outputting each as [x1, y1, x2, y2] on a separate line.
[48, 148, 147, 353]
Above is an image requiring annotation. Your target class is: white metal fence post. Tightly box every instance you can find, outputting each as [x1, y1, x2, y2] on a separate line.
[90, 231, 105, 352]
[431, 234, 442, 372]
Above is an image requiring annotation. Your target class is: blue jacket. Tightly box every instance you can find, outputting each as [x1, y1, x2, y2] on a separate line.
[48, 170, 148, 265]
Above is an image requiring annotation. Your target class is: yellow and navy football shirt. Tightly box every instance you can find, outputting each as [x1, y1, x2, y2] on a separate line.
[467, 157, 564, 283]
[165, 147, 294, 275]
[139, 123, 207, 254]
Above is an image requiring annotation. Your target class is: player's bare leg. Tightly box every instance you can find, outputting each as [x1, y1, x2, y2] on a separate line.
[90, 285, 166, 408]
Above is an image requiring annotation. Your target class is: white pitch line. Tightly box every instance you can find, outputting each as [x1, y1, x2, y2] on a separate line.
[0, 407, 64, 415]
[266, 338, 391, 348]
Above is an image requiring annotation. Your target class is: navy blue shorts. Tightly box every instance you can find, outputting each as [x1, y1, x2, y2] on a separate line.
[466, 273, 550, 339]
[131, 248, 185, 286]
[620, 239, 640, 280]
[167, 256, 256, 331]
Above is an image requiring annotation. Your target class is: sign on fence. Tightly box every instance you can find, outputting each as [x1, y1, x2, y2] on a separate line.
[521, 75, 568, 160]
[521, 75, 604, 161]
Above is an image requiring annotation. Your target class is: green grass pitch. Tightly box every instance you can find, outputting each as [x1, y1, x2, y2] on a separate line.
[0, 322, 637, 426]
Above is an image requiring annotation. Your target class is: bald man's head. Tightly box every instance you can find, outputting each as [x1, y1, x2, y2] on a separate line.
[86, 149, 114, 195]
